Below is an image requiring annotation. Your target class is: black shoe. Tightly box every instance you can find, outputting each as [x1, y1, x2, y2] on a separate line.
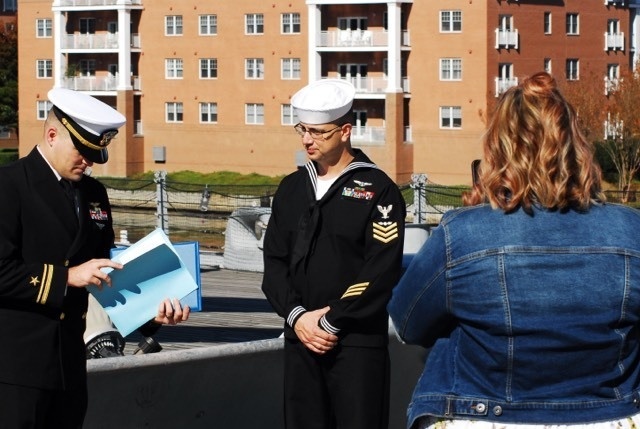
[86, 331, 125, 359]
[133, 336, 163, 355]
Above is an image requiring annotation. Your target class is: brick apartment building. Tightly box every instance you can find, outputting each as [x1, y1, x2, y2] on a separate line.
[16, 0, 640, 185]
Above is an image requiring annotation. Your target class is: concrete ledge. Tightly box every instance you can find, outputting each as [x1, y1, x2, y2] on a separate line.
[84, 337, 427, 429]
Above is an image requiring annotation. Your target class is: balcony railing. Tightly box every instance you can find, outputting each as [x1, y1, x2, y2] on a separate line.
[351, 126, 386, 144]
[404, 126, 412, 143]
[495, 29, 518, 49]
[57, 0, 142, 6]
[495, 77, 518, 97]
[331, 76, 409, 94]
[605, 32, 624, 51]
[62, 33, 141, 49]
[134, 120, 143, 135]
[61, 75, 141, 91]
[318, 29, 410, 48]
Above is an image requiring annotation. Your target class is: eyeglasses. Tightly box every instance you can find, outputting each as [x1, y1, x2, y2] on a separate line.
[293, 123, 343, 141]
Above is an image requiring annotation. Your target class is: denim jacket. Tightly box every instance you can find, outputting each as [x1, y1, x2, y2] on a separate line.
[388, 203, 640, 428]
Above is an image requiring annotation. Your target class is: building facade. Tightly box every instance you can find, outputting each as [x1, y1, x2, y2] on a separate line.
[16, 0, 639, 185]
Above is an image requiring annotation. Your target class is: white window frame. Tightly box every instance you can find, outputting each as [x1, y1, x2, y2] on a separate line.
[281, 58, 301, 80]
[281, 13, 300, 34]
[440, 58, 462, 81]
[544, 12, 552, 34]
[566, 59, 579, 81]
[200, 15, 217, 36]
[200, 58, 218, 79]
[166, 102, 183, 123]
[37, 100, 52, 120]
[440, 10, 462, 33]
[245, 58, 264, 79]
[36, 59, 53, 79]
[36, 19, 52, 38]
[200, 102, 218, 123]
[165, 58, 183, 79]
[245, 103, 264, 125]
[166, 15, 183, 36]
[544, 58, 552, 74]
[566, 13, 579, 35]
[440, 106, 462, 129]
[281, 104, 298, 125]
[246, 14, 264, 35]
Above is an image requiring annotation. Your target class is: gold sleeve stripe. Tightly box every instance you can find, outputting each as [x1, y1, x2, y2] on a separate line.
[36, 264, 53, 304]
[341, 282, 370, 299]
[373, 222, 399, 243]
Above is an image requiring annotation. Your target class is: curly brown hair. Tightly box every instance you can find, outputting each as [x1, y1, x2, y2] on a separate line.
[464, 72, 605, 212]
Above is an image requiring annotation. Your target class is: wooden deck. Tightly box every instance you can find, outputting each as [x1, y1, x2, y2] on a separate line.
[122, 267, 284, 355]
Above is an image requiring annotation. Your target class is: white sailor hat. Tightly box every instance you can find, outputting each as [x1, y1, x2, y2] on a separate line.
[47, 88, 126, 164]
[291, 79, 356, 125]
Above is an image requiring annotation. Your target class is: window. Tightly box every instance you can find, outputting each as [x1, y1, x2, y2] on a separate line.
[441, 10, 462, 32]
[200, 102, 218, 123]
[165, 59, 183, 79]
[36, 19, 52, 38]
[79, 59, 96, 77]
[281, 104, 298, 125]
[246, 14, 264, 34]
[544, 58, 552, 74]
[566, 59, 579, 81]
[608, 19, 620, 34]
[544, 12, 552, 34]
[245, 58, 264, 79]
[166, 15, 183, 36]
[36, 60, 52, 79]
[608, 63, 620, 80]
[200, 58, 218, 79]
[200, 15, 217, 35]
[281, 58, 301, 79]
[282, 13, 300, 34]
[37, 100, 52, 120]
[166, 102, 183, 122]
[566, 13, 579, 35]
[440, 58, 462, 81]
[440, 106, 462, 129]
[246, 103, 264, 125]
[79, 18, 96, 34]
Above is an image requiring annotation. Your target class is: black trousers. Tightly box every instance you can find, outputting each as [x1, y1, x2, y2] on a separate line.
[284, 338, 390, 429]
[0, 382, 87, 429]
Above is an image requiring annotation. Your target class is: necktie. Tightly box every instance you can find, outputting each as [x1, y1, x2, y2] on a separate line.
[60, 179, 79, 218]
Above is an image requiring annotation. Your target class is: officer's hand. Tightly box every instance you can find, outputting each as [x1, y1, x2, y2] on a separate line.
[67, 259, 123, 289]
[153, 298, 190, 325]
[294, 307, 338, 354]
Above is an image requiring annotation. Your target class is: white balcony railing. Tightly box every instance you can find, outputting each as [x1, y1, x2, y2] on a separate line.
[351, 126, 386, 144]
[404, 126, 412, 143]
[318, 29, 410, 48]
[57, 0, 142, 6]
[604, 118, 623, 140]
[61, 75, 141, 91]
[495, 28, 519, 49]
[62, 33, 141, 49]
[134, 120, 143, 135]
[495, 77, 518, 97]
[332, 76, 409, 94]
[605, 32, 625, 51]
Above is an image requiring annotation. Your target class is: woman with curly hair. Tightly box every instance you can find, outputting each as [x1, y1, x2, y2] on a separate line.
[389, 72, 640, 429]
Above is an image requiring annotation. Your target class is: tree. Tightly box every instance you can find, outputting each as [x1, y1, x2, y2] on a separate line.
[0, 22, 18, 132]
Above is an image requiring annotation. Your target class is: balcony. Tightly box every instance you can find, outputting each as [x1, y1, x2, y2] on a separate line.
[351, 126, 386, 144]
[57, 0, 142, 6]
[62, 33, 141, 50]
[330, 76, 409, 94]
[605, 32, 624, 51]
[495, 77, 518, 97]
[495, 28, 518, 49]
[61, 75, 141, 91]
[318, 29, 410, 48]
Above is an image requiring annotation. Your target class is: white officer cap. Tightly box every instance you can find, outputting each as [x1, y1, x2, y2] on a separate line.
[291, 79, 356, 125]
[47, 88, 126, 164]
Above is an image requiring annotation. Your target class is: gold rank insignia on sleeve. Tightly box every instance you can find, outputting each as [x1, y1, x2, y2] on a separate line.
[341, 282, 370, 299]
[373, 222, 399, 243]
[35, 264, 54, 305]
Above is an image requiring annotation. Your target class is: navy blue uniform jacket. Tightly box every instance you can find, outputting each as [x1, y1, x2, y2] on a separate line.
[0, 147, 114, 390]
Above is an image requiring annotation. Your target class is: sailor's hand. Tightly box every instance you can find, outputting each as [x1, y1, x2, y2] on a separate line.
[294, 307, 338, 354]
[67, 259, 123, 289]
[153, 298, 190, 325]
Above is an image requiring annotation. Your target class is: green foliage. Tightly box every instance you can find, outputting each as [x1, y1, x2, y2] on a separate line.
[0, 25, 17, 128]
[0, 148, 18, 165]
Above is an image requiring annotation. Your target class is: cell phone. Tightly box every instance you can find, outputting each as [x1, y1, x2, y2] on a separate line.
[471, 159, 481, 185]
